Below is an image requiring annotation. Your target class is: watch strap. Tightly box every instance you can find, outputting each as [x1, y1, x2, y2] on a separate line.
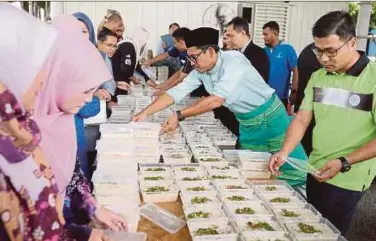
[338, 156, 351, 172]
[176, 110, 185, 122]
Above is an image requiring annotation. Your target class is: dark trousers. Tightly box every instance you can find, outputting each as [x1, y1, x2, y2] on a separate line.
[306, 174, 364, 234]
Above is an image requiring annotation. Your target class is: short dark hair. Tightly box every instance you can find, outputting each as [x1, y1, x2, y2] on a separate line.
[228, 17, 250, 36]
[169, 23, 180, 29]
[262, 21, 279, 33]
[97, 27, 118, 42]
[312, 11, 355, 40]
[172, 27, 191, 41]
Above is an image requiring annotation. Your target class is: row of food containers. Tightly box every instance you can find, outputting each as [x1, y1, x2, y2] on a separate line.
[138, 163, 345, 241]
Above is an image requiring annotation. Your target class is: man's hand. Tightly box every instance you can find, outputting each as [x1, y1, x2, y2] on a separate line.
[268, 151, 288, 176]
[132, 111, 148, 122]
[143, 60, 152, 67]
[289, 92, 297, 105]
[161, 112, 179, 134]
[117, 81, 131, 91]
[108, 101, 117, 109]
[314, 159, 342, 182]
[130, 76, 141, 85]
[153, 89, 165, 97]
[146, 79, 158, 88]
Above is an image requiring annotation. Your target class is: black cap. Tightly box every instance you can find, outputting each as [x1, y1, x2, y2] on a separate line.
[185, 27, 219, 48]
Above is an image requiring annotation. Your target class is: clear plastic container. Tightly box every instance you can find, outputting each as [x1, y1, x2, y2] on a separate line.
[135, 154, 161, 164]
[103, 231, 146, 241]
[209, 169, 242, 180]
[94, 182, 139, 196]
[284, 157, 319, 175]
[240, 170, 272, 179]
[181, 191, 220, 206]
[130, 122, 161, 138]
[234, 216, 286, 238]
[188, 218, 238, 241]
[139, 172, 173, 181]
[139, 164, 172, 173]
[140, 203, 186, 234]
[225, 201, 274, 217]
[173, 164, 205, 173]
[239, 152, 271, 170]
[240, 233, 293, 241]
[221, 190, 260, 203]
[273, 204, 322, 223]
[213, 179, 253, 194]
[261, 192, 307, 209]
[175, 171, 209, 182]
[184, 203, 226, 220]
[140, 182, 179, 203]
[252, 180, 295, 195]
[285, 218, 341, 240]
[179, 180, 216, 194]
[163, 153, 193, 164]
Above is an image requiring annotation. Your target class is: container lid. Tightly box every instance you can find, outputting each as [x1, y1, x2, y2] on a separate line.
[140, 203, 186, 234]
[284, 157, 319, 175]
[104, 231, 146, 241]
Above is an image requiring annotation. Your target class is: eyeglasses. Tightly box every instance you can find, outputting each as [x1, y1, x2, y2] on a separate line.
[186, 50, 204, 64]
[312, 38, 351, 58]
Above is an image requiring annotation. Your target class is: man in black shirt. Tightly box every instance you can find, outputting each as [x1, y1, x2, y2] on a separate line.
[227, 17, 270, 82]
[294, 42, 321, 155]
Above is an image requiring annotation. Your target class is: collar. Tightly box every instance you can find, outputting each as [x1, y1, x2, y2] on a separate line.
[208, 51, 223, 75]
[326, 51, 370, 77]
[241, 39, 252, 53]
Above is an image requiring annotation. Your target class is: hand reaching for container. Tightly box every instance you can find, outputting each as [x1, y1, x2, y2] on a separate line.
[132, 111, 148, 122]
[161, 113, 179, 134]
[117, 81, 131, 91]
[93, 206, 128, 232]
[268, 151, 288, 176]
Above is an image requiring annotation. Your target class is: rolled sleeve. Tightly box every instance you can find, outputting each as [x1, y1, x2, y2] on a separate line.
[166, 70, 202, 103]
[212, 58, 247, 106]
[299, 73, 316, 111]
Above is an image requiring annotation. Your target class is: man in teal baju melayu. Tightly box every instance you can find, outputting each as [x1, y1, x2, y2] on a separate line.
[133, 27, 307, 187]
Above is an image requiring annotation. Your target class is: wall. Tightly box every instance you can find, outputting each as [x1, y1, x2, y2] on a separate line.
[52, 1, 348, 54]
[287, 2, 348, 53]
[55, 1, 238, 53]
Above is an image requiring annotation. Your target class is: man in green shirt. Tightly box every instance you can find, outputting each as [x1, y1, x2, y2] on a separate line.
[269, 11, 376, 234]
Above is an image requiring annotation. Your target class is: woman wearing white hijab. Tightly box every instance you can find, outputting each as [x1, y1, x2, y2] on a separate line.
[111, 27, 155, 99]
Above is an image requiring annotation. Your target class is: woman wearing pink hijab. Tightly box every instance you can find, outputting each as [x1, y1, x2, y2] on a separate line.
[33, 15, 127, 240]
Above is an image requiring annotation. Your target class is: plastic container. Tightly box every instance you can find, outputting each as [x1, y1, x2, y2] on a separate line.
[140, 203, 186, 234]
[234, 216, 286, 238]
[240, 170, 272, 179]
[173, 164, 205, 173]
[188, 218, 238, 241]
[273, 204, 322, 223]
[135, 154, 161, 164]
[209, 169, 242, 180]
[140, 182, 179, 203]
[163, 153, 193, 164]
[213, 179, 253, 194]
[221, 190, 260, 203]
[205, 165, 238, 173]
[130, 122, 161, 138]
[139, 172, 173, 181]
[252, 180, 295, 195]
[285, 218, 341, 240]
[240, 233, 293, 241]
[139, 164, 172, 173]
[181, 191, 220, 206]
[239, 152, 271, 170]
[184, 203, 226, 220]
[225, 201, 274, 217]
[261, 192, 307, 209]
[179, 180, 216, 195]
[284, 157, 319, 175]
[175, 171, 209, 182]
[94, 182, 139, 196]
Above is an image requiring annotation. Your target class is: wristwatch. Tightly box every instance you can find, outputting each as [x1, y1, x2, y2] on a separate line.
[176, 110, 185, 122]
[338, 156, 351, 173]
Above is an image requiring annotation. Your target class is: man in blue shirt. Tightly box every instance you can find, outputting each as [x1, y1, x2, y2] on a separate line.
[263, 21, 299, 108]
[133, 27, 307, 187]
